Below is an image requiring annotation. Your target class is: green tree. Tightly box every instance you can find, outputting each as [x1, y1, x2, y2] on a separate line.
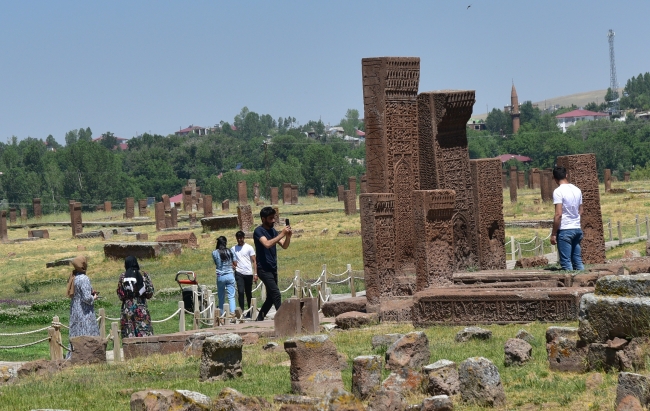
[485, 108, 512, 136]
[100, 132, 118, 150]
[338, 109, 363, 137]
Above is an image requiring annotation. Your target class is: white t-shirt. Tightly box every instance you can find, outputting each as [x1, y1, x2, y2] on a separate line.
[553, 183, 582, 230]
[231, 243, 256, 275]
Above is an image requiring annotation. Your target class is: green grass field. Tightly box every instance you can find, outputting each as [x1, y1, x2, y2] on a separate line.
[0, 182, 649, 409]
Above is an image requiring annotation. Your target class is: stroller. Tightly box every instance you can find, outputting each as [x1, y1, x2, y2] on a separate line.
[175, 271, 204, 313]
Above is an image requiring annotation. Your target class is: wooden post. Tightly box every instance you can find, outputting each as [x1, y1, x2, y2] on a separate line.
[636, 215, 641, 237]
[325, 287, 332, 303]
[214, 308, 221, 327]
[322, 264, 327, 290]
[317, 284, 322, 310]
[295, 270, 302, 299]
[192, 285, 198, 315]
[540, 235, 545, 256]
[646, 215, 649, 239]
[517, 242, 522, 260]
[347, 264, 355, 297]
[111, 322, 121, 362]
[178, 300, 185, 332]
[48, 326, 63, 361]
[608, 219, 613, 242]
[618, 221, 623, 245]
[223, 303, 230, 317]
[250, 297, 257, 321]
[98, 308, 106, 339]
[510, 236, 516, 261]
[194, 309, 200, 330]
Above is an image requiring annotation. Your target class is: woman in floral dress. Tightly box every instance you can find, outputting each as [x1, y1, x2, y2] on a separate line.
[116, 256, 154, 338]
[67, 255, 100, 338]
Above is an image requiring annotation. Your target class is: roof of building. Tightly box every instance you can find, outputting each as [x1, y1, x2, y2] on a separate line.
[356, 129, 365, 136]
[498, 154, 532, 163]
[176, 125, 205, 134]
[555, 109, 609, 119]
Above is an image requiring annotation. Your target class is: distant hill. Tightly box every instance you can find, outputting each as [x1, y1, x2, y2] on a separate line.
[473, 89, 608, 120]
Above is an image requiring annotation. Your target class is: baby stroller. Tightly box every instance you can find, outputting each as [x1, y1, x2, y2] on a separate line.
[175, 271, 204, 313]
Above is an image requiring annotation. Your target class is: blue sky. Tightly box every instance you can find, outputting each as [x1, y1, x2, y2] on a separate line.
[1, 1, 648, 144]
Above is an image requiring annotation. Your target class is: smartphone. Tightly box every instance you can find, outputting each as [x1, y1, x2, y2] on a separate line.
[285, 218, 290, 227]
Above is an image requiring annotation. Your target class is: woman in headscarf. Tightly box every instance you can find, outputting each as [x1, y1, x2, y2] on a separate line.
[67, 255, 100, 338]
[116, 256, 154, 338]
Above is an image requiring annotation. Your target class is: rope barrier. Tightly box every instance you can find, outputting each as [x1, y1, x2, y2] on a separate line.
[56, 341, 72, 352]
[199, 302, 213, 315]
[106, 316, 120, 321]
[0, 337, 50, 350]
[52, 322, 69, 330]
[326, 276, 352, 285]
[150, 308, 182, 324]
[0, 326, 50, 336]
[326, 269, 349, 277]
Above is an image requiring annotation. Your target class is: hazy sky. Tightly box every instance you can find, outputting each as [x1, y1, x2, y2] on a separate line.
[1, 1, 648, 144]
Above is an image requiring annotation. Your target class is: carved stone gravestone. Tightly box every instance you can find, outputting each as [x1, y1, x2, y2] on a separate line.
[283, 183, 292, 205]
[604, 169, 611, 192]
[307, 189, 315, 197]
[270, 187, 279, 205]
[509, 167, 517, 203]
[33, 198, 42, 219]
[348, 176, 357, 194]
[183, 186, 192, 212]
[237, 205, 254, 232]
[104, 201, 112, 213]
[222, 199, 229, 211]
[360, 174, 368, 194]
[170, 207, 178, 228]
[237, 181, 248, 205]
[0, 210, 7, 241]
[203, 195, 213, 217]
[253, 183, 260, 203]
[344, 190, 356, 215]
[624, 171, 630, 182]
[155, 202, 165, 231]
[517, 171, 525, 189]
[291, 185, 299, 205]
[138, 199, 148, 216]
[9, 208, 16, 224]
[20, 208, 27, 222]
[162, 194, 171, 211]
[337, 185, 344, 201]
[125, 197, 135, 219]
[70, 201, 83, 237]
[530, 168, 540, 190]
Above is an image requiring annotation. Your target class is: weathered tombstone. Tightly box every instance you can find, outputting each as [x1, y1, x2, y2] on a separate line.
[69, 336, 107, 365]
[470, 158, 506, 270]
[9, 207, 16, 224]
[189, 213, 197, 224]
[0, 210, 7, 241]
[556, 154, 606, 264]
[154, 202, 165, 231]
[20, 208, 27, 222]
[540, 170, 550, 202]
[360, 174, 368, 194]
[604, 168, 612, 192]
[170, 207, 178, 228]
[183, 186, 192, 212]
[517, 171, 525, 189]
[237, 181, 248, 205]
[343, 190, 356, 215]
[28, 229, 49, 239]
[162, 194, 171, 211]
[530, 168, 540, 189]
[307, 189, 315, 198]
[222, 199, 229, 211]
[284, 335, 344, 396]
[157, 232, 198, 248]
[270, 187, 279, 205]
[546, 326, 587, 372]
[624, 171, 631, 182]
[501, 170, 507, 189]
[458, 357, 505, 407]
[385, 331, 431, 370]
[412, 190, 455, 290]
[509, 166, 517, 203]
[138, 199, 148, 216]
[70, 202, 83, 237]
[203, 195, 213, 217]
[291, 185, 299, 205]
[125, 197, 135, 219]
[348, 176, 357, 194]
[283, 183, 292, 205]
[423, 360, 460, 396]
[352, 355, 382, 400]
[104, 201, 111, 213]
[253, 182, 260, 203]
[33, 198, 42, 219]
[237, 205, 254, 232]
[337, 185, 344, 202]
[199, 334, 243, 381]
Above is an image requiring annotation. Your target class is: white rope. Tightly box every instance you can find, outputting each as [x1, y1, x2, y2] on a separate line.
[0, 326, 50, 336]
[106, 316, 120, 321]
[184, 309, 194, 315]
[151, 308, 182, 324]
[52, 322, 69, 330]
[326, 276, 351, 285]
[0, 337, 50, 349]
[280, 278, 297, 293]
[199, 301, 213, 315]
[327, 270, 349, 277]
[517, 236, 537, 245]
[252, 281, 263, 292]
[353, 276, 365, 281]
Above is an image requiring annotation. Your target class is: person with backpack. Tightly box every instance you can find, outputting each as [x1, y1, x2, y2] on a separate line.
[116, 256, 155, 338]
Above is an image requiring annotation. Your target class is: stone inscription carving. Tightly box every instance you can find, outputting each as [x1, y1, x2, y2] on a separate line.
[509, 166, 517, 203]
[70, 202, 83, 237]
[125, 197, 135, 219]
[237, 181, 248, 205]
[517, 171, 525, 189]
[182, 187, 192, 212]
[155, 202, 165, 231]
[291, 185, 299, 205]
[283, 183, 292, 205]
[337, 185, 344, 202]
[271, 187, 279, 205]
[343, 190, 357, 215]
[9, 208, 16, 224]
[237, 205, 254, 232]
[203, 195, 213, 217]
[413, 190, 455, 291]
[604, 169, 611, 192]
[470, 159, 506, 270]
[33, 198, 42, 219]
[138, 199, 148, 216]
[556, 154, 606, 264]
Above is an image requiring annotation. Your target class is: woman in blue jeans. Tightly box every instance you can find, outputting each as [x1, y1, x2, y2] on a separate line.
[212, 236, 237, 314]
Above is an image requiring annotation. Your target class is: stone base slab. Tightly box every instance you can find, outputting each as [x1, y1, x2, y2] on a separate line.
[200, 216, 239, 232]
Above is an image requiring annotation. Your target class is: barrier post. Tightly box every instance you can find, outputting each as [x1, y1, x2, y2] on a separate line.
[322, 264, 327, 290]
[192, 285, 199, 315]
[111, 322, 121, 362]
[223, 303, 230, 318]
[347, 264, 356, 297]
[510, 236, 516, 261]
[250, 297, 257, 321]
[646, 215, 649, 239]
[618, 221, 623, 245]
[178, 301, 185, 332]
[98, 308, 106, 339]
[608, 219, 613, 242]
[637, 215, 641, 237]
[193, 309, 200, 330]
[295, 270, 302, 299]
[214, 308, 221, 326]
[50, 316, 63, 361]
[317, 284, 322, 310]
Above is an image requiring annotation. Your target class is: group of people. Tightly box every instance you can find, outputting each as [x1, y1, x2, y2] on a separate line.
[212, 206, 292, 321]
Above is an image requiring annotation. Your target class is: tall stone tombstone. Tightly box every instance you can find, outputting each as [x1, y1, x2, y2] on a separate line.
[164, 211, 172, 228]
[203, 195, 213, 217]
[509, 166, 517, 203]
[253, 183, 260, 203]
[417, 90, 479, 271]
[543, 168, 558, 202]
[530, 168, 541, 190]
[413, 190, 455, 291]
[307, 189, 315, 198]
[104, 201, 112, 213]
[237, 205, 254, 232]
[33, 198, 42, 219]
[337, 185, 344, 202]
[501, 170, 508, 189]
[170, 207, 178, 228]
[237, 181, 248, 205]
[282, 183, 292, 205]
[604, 169, 611, 192]
[9, 208, 16, 224]
[624, 171, 631, 182]
[343, 190, 356, 215]
[360, 174, 368, 194]
[540, 170, 550, 202]
[517, 171, 525, 189]
[70, 202, 83, 237]
[556, 154, 606, 264]
[291, 185, 299, 205]
[348, 177, 357, 194]
[154, 202, 165, 231]
[162, 194, 171, 212]
[270, 187, 279, 205]
[183, 186, 192, 212]
[20, 208, 27, 222]
[470, 159, 506, 270]
[125, 197, 135, 219]
[0, 210, 7, 241]
[222, 199, 229, 211]
[138, 199, 148, 216]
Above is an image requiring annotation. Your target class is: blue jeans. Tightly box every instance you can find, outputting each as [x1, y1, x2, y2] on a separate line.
[557, 229, 584, 271]
[217, 273, 236, 313]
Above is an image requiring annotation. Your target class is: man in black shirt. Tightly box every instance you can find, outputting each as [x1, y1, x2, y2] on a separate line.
[253, 206, 292, 321]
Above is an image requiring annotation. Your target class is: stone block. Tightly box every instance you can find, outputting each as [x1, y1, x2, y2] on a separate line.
[200, 215, 238, 232]
[335, 311, 378, 330]
[321, 296, 367, 317]
[515, 329, 535, 343]
[385, 331, 430, 371]
[422, 359, 459, 396]
[596, 274, 650, 297]
[104, 242, 182, 259]
[156, 232, 198, 248]
[371, 334, 404, 350]
[182, 332, 217, 357]
[616, 372, 650, 409]
[69, 336, 107, 365]
[212, 387, 271, 411]
[455, 327, 492, 342]
[422, 395, 454, 411]
[587, 343, 618, 372]
[579, 292, 650, 344]
[367, 389, 406, 411]
[515, 256, 549, 268]
[616, 395, 644, 411]
[300, 297, 319, 334]
[28, 229, 49, 239]
[130, 389, 211, 411]
[381, 368, 423, 394]
[352, 355, 382, 400]
[546, 326, 587, 372]
[458, 357, 505, 407]
[617, 337, 650, 372]
[199, 334, 243, 381]
[284, 335, 344, 396]
[379, 299, 412, 322]
[274, 297, 302, 337]
[504, 338, 532, 366]
[236, 205, 254, 232]
[136, 233, 148, 241]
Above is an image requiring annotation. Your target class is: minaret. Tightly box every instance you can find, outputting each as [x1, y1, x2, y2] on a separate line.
[511, 83, 520, 134]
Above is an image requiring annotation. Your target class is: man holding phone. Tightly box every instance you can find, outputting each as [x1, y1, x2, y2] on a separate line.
[253, 206, 292, 321]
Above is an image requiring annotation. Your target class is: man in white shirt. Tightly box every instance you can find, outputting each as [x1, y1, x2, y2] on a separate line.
[549, 166, 584, 271]
[231, 231, 257, 315]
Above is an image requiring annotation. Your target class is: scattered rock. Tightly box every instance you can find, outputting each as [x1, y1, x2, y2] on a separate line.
[69, 336, 107, 365]
[504, 338, 532, 366]
[515, 329, 535, 343]
[422, 395, 454, 411]
[321, 297, 367, 317]
[320, 228, 329, 235]
[322, 323, 338, 332]
[367, 389, 406, 411]
[617, 337, 650, 372]
[382, 368, 423, 394]
[616, 395, 644, 411]
[241, 333, 259, 345]
[183, 332, 216, 356]
[458, 357, 505, 407]
[610, 337, 630, 350]
[284, 335, 344, 396]
[7, 252, 16, 258]
[422, 359, 459, 396]
[515, 256, 548, 268]
[130, 389, 211, 411]
[371, 334, 404, 351]
[546, 326, 587, 373]
[624, 249, 642, 259]
[335, 311, 379, 329]
[455, 327, 492, 343]
[616, 372, 650, 409]
[16, 359, 67, 378]
[0, 365, 18, 385]
[263, 342, 279, 351]
[318, 388, 365, 411]
[352, 355, 382, 400]
[212, 387, 271, 411]
[199, 333, 243, 381]
[586, 373, 604, 390]
[587, 343, 618, 372]
[385, 331, 430, 371]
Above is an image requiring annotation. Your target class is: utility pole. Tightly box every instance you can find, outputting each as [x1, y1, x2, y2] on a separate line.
[608, 29, 619, 113]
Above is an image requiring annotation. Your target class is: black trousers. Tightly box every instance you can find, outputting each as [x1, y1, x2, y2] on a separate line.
[257, 270, 281, 320]
[234, 271, 253, 310]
